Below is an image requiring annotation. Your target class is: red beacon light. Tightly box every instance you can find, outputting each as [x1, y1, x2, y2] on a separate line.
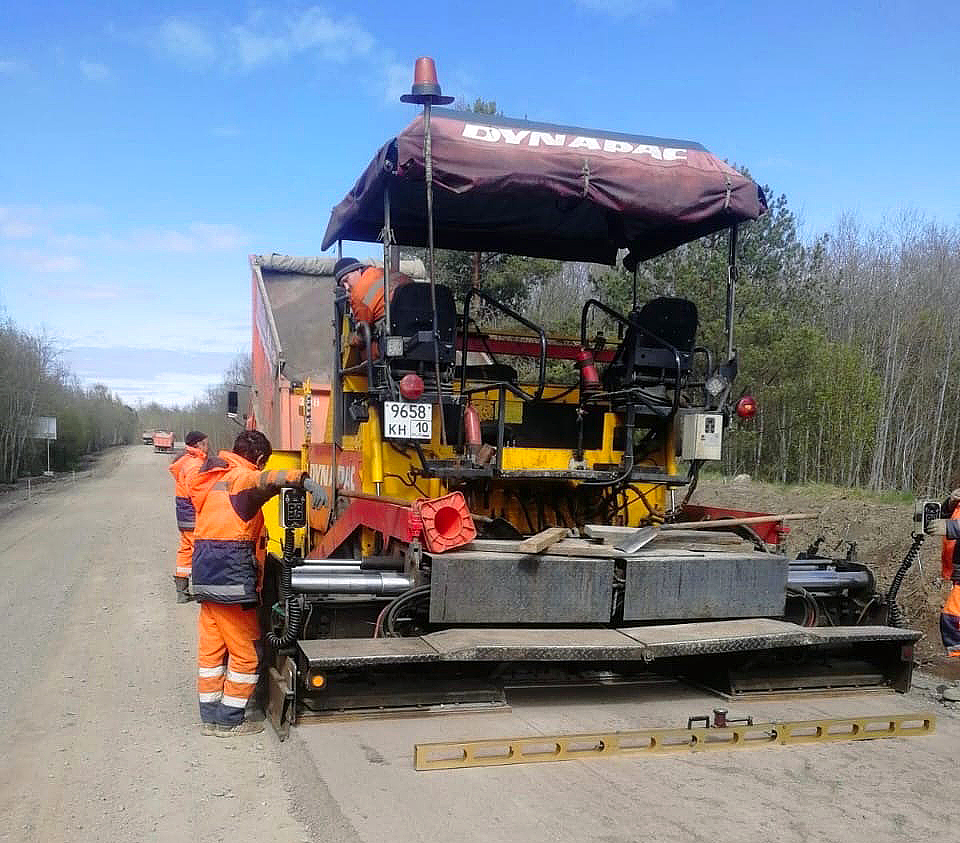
[399, 373, 425, 401]
[735, 395, 758, 420]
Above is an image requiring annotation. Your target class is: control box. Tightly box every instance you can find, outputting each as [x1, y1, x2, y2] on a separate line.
[279, 487, 307, 529]
[680, 413, 723, 461]
[913, 499, 942, 533]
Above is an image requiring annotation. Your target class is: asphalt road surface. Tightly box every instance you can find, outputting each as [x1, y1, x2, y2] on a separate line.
[0, 444, 957, 842]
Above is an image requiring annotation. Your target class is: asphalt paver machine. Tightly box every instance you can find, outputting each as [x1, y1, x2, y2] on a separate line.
[254, 66, 919, 733]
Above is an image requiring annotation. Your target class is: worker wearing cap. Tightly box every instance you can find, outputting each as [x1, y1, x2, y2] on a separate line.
[168, 430, 208, 603]
[927, 488, 960, 657]
[333, 257, 413, 349]
[189, 430, 308, 736]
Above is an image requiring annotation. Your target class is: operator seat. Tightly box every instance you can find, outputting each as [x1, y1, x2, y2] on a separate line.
[388, 281, 457, 364]
[602, 296, 698, 390]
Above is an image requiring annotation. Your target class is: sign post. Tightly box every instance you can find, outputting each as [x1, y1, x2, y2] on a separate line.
[31, 416, 57, 476]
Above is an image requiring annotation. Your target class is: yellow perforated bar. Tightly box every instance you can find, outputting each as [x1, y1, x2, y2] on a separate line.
[414, 713, 936, 770]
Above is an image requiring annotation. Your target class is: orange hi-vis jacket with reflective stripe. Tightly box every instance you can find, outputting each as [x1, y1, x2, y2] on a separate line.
[169, 445, 205, 530]
[349, 268, 413, 326]
[942, 498, 960, 582]
[189, 451, 304, 605]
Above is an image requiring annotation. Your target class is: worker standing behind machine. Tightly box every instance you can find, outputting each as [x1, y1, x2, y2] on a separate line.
[928, 488, 960, 657]
[189, 430, 308, 737]
[168, 430, 208, 603]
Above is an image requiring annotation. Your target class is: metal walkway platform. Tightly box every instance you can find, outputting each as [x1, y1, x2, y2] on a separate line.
[298, 619, 920, 668]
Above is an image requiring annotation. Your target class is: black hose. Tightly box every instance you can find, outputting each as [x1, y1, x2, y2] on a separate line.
[384, 585, 432, 637]
[885, 532, 925, 628]
[267, 529, 303, 648]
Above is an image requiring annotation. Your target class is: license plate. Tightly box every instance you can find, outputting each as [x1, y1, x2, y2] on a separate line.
[383, 401, 433, 441]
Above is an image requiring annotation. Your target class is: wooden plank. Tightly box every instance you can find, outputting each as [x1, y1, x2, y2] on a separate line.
[659, 513, 817, 530]
[653, 530, 744, 545]
[463, 538, 624, 558]
[583, 525, 744, 546]
[517, 527, 570, 554]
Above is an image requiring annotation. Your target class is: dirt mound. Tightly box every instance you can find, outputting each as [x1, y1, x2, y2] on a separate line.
[691, 474, 954, 674]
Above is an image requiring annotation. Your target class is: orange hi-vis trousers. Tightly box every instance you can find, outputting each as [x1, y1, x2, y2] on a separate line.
[197, 603, 261, 726]
[941, 585, 960, 658]
[176, 529, 194, 578]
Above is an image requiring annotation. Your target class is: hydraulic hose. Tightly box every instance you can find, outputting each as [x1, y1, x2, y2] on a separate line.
[885, 533, 925, 628]
[267, 529, 303, 649]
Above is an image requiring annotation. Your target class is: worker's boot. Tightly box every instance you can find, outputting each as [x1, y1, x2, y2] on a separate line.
[174, 576, 192, 604]
[200, 722, 218, 737]
[214, 720, 265, 737]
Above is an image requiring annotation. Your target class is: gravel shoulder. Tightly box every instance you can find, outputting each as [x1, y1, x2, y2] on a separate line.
[0, 445, 318, 843]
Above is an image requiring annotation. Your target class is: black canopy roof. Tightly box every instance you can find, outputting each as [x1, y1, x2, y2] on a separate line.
[322, 109, 766, 265]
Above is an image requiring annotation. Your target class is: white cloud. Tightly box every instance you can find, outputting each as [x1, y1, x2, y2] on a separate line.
[147, 7, 375, 72]
[384, 61, 411, 104]
[131, 223, 245, 253]
[41, 282, 130, 301]
[11, 251, 83, 273]
[49, 222, 245, 254]
[0, 207, 38, 240]
[155, 18, 217, 64]
[79, 59, 109, 80]
[574, 0, 673, 16]
[228, 6, 374, 69]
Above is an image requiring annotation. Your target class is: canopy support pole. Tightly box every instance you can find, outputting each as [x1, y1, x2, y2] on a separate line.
[725, 224, 738, 361]
[423, 103, 448, 445]
[383, 190, 392, 330]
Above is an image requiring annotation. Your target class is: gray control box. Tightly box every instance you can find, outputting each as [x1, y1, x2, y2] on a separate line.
[680, 413, 723, 460]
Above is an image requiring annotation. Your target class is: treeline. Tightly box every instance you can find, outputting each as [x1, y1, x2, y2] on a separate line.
[423, 182, 960, 495]
[137, 355, 252, 455]
[0, 319, 138, 483]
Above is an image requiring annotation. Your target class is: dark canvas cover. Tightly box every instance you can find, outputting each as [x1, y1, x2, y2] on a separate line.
[322, 109, 766, 264]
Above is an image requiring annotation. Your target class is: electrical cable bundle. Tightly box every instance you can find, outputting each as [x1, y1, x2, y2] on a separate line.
[885, 533, 925, 628]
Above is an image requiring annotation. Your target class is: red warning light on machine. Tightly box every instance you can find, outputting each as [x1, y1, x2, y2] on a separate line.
[735, 395, 758, 419]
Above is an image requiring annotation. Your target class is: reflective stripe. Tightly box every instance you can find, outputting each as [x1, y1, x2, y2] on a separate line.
[198, 665, 226, 679]
[177, 519, 196, 530]
[198, 691, 223, 703]
[176, 567, 192, 576]
[226, 669, 259, 684]
[197, 584, 247, 597]
[221, 694, 248, 709]
[361, 285, 380, 307]
[212, 480, 230, 491]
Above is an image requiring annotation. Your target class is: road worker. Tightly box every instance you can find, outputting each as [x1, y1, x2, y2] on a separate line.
[189, 430, 307, 737]
[926, 488, 960, 658]
[333, 256, 413, 349]
[167, 430, 208, 603]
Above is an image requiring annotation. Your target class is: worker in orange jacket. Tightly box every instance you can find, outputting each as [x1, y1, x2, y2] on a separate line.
[189, 430, 308, 737]
[168, 430, 208, 603]
[928, 489, 960, 657]
[333, 257, 413, 347]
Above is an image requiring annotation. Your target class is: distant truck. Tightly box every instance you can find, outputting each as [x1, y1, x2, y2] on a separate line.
[152, 431, 175, 453]
[141, 430, 155, 445]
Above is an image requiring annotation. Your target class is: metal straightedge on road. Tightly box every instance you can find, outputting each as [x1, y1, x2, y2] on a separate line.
[413, 712, 936, 771]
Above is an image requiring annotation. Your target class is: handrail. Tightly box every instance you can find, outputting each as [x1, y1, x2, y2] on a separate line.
[582, 298, 684, 417]
[340, 321, 376, 387]
[580, 298, 631, 347]
[460, 287, 547, 402]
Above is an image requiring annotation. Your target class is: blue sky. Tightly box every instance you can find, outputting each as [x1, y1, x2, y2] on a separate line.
[1, 0, 958, 405]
